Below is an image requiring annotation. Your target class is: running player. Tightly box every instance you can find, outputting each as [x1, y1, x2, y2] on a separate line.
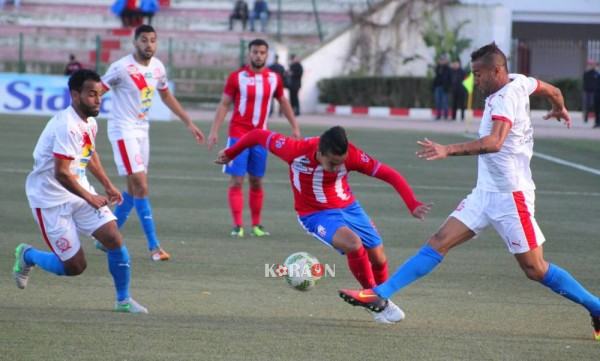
[338, 42, 600, 340]
[215, 126, 432, 323]
[207, 38, 301, 238]
[100, 25, 205, 261]
[13, 69, 147, 313]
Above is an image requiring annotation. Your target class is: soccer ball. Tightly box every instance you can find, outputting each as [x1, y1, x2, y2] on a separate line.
[283, 252, 322, 291]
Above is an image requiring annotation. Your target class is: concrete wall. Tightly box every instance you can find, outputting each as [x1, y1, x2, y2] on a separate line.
[301, 1, 512, 113]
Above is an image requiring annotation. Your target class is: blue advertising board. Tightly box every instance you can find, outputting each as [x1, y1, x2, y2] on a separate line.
[0, 73, 173, 121]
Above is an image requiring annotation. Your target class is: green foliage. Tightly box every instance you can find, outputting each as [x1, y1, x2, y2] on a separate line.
[422, 18, 472, 63]
[319, 76, 585, 110]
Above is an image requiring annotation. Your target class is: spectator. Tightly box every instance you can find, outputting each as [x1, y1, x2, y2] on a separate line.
[268, 54, 286, 115]
[449, 60, 466, 121]
[64, 54, 83, 76]
[140, 0, 159, 26]
[112, 0, 142, 28]
[594, 62, 600, 129]
[582, 59, 597, 124]
[287, 54, 303, 116]
[229, 0, 249, 31]
[250, 0, 269, 32]
[432, 54, 451, 120]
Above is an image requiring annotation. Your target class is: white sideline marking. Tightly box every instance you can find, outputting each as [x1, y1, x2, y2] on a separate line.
[3, 168, 599, 197]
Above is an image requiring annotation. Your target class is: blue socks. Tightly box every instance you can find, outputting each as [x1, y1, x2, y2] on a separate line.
[374, 244, 444, 299]
[107, 246, 131, 302]
[541, 263, 600, 316]
[134, 197, 160, 251]
[113, 191, 134, 228]
[23, 248, 66, 276]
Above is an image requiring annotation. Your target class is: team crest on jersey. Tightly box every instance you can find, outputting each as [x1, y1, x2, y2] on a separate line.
[360, 152, 370, 163]
[275, 137, 286, 149]
[55, 237, 72, 253]
[317, 225, 327, 237]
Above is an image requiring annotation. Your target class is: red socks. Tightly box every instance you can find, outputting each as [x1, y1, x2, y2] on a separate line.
[372, 260, 389, 285]
[228, 186, 243, 227]
[346, 247, 376, 289]
[249, 187, 264, 226]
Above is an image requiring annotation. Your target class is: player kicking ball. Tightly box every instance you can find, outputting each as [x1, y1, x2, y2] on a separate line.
[12, 70, 147, 314]
[216, 126, 432, 323]
[339, 42, 600, 340]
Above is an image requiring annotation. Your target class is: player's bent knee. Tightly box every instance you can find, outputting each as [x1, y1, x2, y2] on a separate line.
[64, 260, 87, 276]
[522, 265, 546, 281]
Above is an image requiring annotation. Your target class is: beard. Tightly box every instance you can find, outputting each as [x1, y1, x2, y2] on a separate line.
[80, 103, 100, 117]
[138, 48, 154, 60]
[250, 59, 265, 69]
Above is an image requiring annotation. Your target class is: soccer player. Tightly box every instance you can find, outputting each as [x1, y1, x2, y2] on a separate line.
[100, 25, 205, 261]
[215, 126, 432, 323]
[339, 42, 600, 340]
[12, 69, 147, 313]
[207, 38, 301, 238]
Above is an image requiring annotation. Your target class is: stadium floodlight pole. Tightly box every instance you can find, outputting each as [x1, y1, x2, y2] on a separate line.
[311, 0, 324, 43]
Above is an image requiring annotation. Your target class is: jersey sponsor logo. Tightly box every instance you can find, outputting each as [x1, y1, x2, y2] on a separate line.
[55, 237, 72, 253]
[78, 132, 94, 178]
[455, 200, 465, 211]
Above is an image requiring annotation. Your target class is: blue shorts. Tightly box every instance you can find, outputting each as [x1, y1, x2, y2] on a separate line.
[297, 201, 383, 254]
[223, 137, 268, 177]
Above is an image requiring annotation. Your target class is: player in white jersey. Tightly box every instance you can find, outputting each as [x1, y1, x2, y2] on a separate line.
[339, 43, 600, 341]
[100, 25, 205, 261]
[13, 69, 147, 313]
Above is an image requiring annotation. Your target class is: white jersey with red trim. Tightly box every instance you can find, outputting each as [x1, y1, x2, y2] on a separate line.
[224, 65, 284, 138]
[26, 106, 98, 208]
[476, 74, 539, 192]
[264, 133, 380, 215]
[101, 54, 168, 140]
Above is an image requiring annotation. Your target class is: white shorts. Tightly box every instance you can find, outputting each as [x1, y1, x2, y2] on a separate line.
[32, 198, 116, 261]
[110, 137, 149, 176]
[450, 188, 546, 254]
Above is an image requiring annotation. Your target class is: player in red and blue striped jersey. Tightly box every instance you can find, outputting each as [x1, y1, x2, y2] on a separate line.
[208, 39, 300, 238]
[215, 126, 431, 323]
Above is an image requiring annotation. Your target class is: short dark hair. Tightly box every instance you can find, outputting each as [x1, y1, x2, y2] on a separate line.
[470, 42, 507, 71]
[135, 25, 156, 40]
[68, 69, 101, 92]
[319, 126, 348, 156]
[248, 38, 269, 50]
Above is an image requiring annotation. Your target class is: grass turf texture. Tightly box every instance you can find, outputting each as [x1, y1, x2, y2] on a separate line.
[0, 114, 599, 360]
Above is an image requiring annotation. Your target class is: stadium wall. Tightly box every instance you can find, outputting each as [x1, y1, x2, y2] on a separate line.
[301, 1, 512, 113]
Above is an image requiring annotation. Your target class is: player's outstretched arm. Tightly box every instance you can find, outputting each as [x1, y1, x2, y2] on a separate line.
[88, 152, 123, 206]
[208, 94, 233, 150]
[54, 157, 110, 209]
[534, 80, 571, 128]
[417, 120, 510, 160]
[278, 97, 301, 138]
[214, 129, 273, 164]
[158, 88, 205, 144]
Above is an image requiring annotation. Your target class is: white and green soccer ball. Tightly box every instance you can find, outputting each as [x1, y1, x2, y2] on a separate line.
[283, 252, 322, 291]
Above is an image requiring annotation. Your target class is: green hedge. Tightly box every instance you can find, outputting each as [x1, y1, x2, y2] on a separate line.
[318, 76, 583, 110]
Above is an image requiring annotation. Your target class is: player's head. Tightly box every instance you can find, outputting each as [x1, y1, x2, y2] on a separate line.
[134, 25, 157, 61]
[248, 38, 269, 70]
[317, 126, 348, 172]
[470, 42, 509, 96]
[68, 69, 103, 117]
